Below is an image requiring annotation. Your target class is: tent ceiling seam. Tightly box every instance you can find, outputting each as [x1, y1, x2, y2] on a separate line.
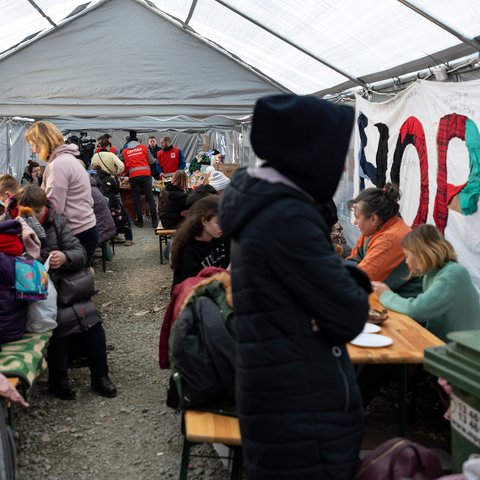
[26, 0, 57, 27]
[213, 0, 366, 88]
[396, 0, 480, 52]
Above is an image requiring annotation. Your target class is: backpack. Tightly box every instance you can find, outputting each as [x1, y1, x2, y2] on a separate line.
[91, 172, 131, 235]
[167, 290, 235, 411]
[108, 194, 131, 235]
[355, 437, 443, 480]
[14, 256, 49, 301]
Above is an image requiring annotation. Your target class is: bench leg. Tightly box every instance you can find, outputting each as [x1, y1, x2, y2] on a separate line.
[179, 437, 192, 480]
[101, 242, 107, 272]
[159, 236, 164, 264]
[230, 446, 243, 480]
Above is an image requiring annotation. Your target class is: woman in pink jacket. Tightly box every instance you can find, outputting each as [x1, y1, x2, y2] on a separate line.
[25, 121, 98, 265]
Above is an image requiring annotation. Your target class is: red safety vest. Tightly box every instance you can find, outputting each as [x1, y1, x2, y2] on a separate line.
[157, 147, 180, 174]
[95, 146, 118, 155]
[122, 145, 151, 178]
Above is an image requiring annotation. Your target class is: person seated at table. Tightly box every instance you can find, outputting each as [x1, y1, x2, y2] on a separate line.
[170, 195, 229, 288]
[372, 224, 480, 342]
[347, 183, 422, 298]
[208, 170, 230, 194]
[159, 170, 190, 229]
[0, 174, 20, 221]
[21, 160, 43, 187]
[0, 220, 29, 345]
[185, 184, 218, 209]
[17, 185, 117, 400]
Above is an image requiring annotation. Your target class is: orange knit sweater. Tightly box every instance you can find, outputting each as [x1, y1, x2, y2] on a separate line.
[348, 216, 411, 282]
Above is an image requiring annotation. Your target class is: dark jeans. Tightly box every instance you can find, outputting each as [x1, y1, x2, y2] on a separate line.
[75, 226, 99, 266]
[129, 175, 157, 224]
[124, 211, 133, 241]
[48, 323, 109, 382]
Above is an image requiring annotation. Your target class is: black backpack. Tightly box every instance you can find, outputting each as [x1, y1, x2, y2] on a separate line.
[167, 294, 235, 412]
[91, 172, 131, 235]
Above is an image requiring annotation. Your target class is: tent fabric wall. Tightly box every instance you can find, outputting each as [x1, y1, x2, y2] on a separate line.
[63, 128, 245, 166]
[0, 120, 33, 179]
[0, 0, 281, 124]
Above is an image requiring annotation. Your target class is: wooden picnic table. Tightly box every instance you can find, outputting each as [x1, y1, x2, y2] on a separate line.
[347, 294, 445, 436]
[347, 294, 445, 364]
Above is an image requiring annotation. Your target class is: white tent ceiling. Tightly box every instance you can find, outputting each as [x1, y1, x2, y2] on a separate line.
[1, 0, 479, 95]
[0, 0, 479, 129]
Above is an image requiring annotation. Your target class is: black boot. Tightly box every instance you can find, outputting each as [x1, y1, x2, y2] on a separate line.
[91, 376, 117, 398]
[49, 378, 76, 400]
[151, 215, 159, 229]
[134, 219, 143, 228]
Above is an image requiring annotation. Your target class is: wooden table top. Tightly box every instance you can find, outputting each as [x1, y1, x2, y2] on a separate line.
[347, 294, 445, 365]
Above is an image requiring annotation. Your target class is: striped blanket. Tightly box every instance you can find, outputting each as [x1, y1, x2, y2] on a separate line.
[0, 332, 51, 389]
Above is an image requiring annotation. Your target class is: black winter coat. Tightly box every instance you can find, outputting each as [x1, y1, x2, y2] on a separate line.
[90, 178, 116, 243]
[41, 205, 102, 338]
[219, 169, 370, 480]
[159, 182, 188, 229]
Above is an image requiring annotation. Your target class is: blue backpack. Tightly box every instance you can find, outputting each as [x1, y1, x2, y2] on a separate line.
[14, 257, 49, 301]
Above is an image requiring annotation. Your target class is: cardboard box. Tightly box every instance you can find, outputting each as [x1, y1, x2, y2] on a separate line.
[216, 163, 240, 179]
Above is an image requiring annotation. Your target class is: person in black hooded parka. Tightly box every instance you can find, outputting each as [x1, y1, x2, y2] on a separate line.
[218, 95, 371, 480]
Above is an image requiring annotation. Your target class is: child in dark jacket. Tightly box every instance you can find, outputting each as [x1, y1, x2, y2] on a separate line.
[0, 220, 28, 344]
[170, 195, 229, 288]
[18, 185, 116, 400]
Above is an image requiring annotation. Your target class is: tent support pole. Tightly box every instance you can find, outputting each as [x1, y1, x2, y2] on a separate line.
[183, 0, 198, 29]
[26, 0, 57, 27]
[5, 120, 11, 175]
[213, 0, 367, 88]
[396, 0, 480, 52]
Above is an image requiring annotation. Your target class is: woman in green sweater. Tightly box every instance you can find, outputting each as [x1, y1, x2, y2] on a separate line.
[372, 225, 480, 341]
[372, 224, 480, 342]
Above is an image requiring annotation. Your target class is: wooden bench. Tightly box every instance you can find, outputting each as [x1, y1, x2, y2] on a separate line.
[180, 410, 242, 480]
[155, 226, 176, 264]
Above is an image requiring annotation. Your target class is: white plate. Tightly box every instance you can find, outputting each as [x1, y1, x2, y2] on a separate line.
[350, 333, 393, 348]
[362, 323, 381, 334]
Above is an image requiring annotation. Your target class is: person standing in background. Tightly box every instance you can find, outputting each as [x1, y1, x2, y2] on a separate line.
[121, 130, 158, 228]
[148, 136, 161, 179]
[21, 160, 43, 186]
[24, 121, 99, 266]
[157, 136, 186, 174]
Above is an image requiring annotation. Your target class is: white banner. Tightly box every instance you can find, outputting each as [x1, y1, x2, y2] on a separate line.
[354, 79, 480, 293]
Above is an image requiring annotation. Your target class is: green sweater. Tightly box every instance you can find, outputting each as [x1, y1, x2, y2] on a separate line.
[380, 262, 480, 342]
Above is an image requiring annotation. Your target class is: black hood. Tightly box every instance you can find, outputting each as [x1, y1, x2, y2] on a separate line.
[250, 94, 354, 203]
[219, 168, 333, 239]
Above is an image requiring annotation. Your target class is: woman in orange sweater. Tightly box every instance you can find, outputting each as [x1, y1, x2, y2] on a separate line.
[347, 183, 422, 297]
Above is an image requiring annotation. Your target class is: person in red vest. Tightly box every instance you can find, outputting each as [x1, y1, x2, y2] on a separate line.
[121, 131, 158, 228]
[95, 134, 119, 155]
[157, 136, 186, 174]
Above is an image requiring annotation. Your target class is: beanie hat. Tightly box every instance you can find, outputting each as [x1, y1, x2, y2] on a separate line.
[205, 166, 216, 175]
[129, 130, 138, 141]
[250, 94, 354, 203]
[208, 171, 230, 192]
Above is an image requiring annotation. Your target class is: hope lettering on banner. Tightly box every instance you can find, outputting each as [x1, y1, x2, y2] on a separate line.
[356, 112, 480, 232]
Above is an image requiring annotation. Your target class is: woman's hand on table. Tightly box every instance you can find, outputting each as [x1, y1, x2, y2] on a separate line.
[372, 281, 390, 296]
